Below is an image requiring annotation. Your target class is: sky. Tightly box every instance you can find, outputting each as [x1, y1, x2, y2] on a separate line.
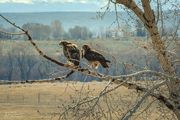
[0, 0, 107, 13]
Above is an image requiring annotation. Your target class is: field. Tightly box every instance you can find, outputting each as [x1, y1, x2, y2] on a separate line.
[0, 81, 174, 120]
[0, 82, 116, 120]
[0, 38, 147, 55]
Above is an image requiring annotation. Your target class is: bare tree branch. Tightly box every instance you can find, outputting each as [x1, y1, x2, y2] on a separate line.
[0, 29, 24, 35]
[115, 0, 146, 25]
[121, 80, 167, 120]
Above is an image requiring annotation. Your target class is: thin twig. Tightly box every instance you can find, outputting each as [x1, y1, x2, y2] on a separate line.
[121, 80, 167, 120]
[0, 29, 25, 35]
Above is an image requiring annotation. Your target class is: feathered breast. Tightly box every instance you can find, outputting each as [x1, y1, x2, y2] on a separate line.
[63, 44, 80, 66]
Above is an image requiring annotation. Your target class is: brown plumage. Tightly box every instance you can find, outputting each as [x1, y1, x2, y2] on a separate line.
[59, 41, 80, 66]
[82, 45, 110, 69]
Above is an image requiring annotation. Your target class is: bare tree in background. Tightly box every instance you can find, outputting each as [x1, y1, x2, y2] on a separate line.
[6, 51, 14, 81]
[12, 44, 37, 80]
[51, 20, 65, 40]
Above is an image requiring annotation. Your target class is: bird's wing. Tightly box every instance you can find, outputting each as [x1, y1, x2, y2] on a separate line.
[66, 44, 80, 65]
[85, 50, 106, 61]
[88, 50, 110, 68]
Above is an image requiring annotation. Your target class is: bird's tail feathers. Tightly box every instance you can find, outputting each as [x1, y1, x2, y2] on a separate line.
[101, 61, 109, 68]
[105, 59, 110, 63]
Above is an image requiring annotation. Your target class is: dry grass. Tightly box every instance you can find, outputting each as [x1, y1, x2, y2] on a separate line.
[0, 81, 175, 120]
[0, 81, 111, 120]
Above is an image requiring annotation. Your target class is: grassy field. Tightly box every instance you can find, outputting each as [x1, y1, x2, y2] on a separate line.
[0, 38, 143, 55]
[0, 81, 175, 120]
[0, 82, 112, 120]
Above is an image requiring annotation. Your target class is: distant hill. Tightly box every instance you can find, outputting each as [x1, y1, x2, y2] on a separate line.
[0, 12, 124, 31]
[0, 11, 178, 33]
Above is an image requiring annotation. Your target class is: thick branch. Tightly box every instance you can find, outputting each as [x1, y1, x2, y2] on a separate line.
[105, 70, 180, 82]
[0, 78, 64, 85]
[141, 0, 155, 20]
[116, 0, 146, 24]
[1, 69, 179, 85]
[141, 0, 155, 28]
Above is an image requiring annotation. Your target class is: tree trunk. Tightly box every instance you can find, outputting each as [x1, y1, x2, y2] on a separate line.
[149, 26, 180, 119]
[116, 0, 180, 119]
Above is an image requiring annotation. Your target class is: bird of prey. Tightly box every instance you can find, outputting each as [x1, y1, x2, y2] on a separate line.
[59, 41, 80, 66]
[82, 44, 110, 69]
[59, 41, 80, 78]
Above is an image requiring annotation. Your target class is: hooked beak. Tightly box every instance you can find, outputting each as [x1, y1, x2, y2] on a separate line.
[59, 41, 63, 46]
[59, 42, 63, 48]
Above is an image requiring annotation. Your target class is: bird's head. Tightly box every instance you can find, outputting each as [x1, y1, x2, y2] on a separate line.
[59, 41, 71, 47]
[82, 44, 91, 51]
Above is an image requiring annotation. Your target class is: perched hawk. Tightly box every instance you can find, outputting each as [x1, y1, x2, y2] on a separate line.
[59, 41, 80, 66]
[59, 41, 80, 78]
[82, 45, 110, 69]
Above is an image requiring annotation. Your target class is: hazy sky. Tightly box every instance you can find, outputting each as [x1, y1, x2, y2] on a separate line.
[0, 0, 107, 12]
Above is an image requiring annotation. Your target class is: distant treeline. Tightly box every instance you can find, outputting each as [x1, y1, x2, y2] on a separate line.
[1, 40, 180, 81]
[0, 19, 150, 40]
[1, 20, 179, 41]
[0, 20, 95, 40]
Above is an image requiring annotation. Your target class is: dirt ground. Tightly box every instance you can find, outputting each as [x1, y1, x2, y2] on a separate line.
[0, 81, 175, 120]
